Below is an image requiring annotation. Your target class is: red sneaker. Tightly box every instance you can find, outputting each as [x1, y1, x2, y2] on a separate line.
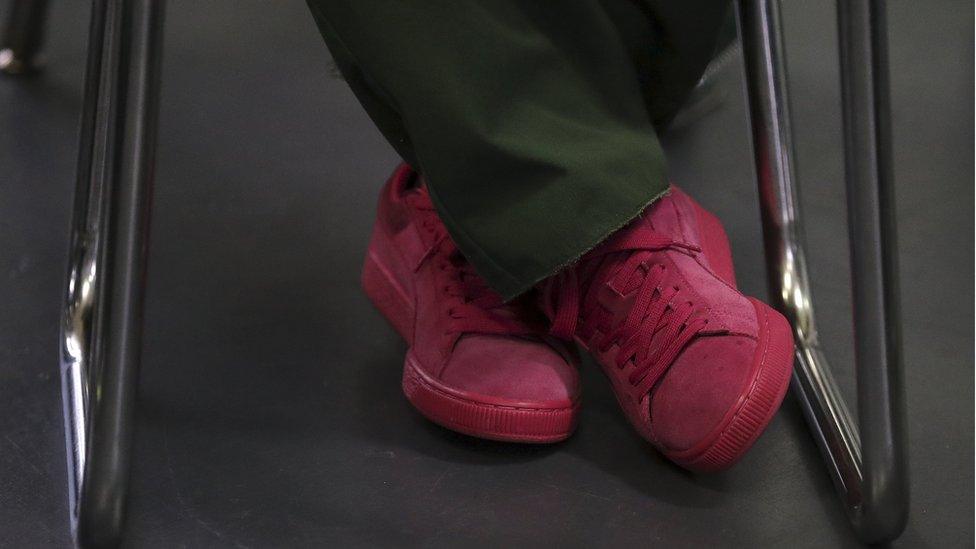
[540, 186, 794, 471]
[362, 165, 580, 443]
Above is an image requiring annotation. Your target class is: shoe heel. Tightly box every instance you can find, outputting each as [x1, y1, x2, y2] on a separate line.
[362, 245, 414, 342]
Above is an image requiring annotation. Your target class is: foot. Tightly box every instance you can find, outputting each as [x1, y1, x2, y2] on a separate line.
[363, 165, 581, 443]
[539, 186, 794, 470]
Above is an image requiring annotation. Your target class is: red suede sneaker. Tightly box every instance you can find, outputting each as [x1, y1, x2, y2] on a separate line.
[539, 186, 794, 471]
[362, 165, 580, 443]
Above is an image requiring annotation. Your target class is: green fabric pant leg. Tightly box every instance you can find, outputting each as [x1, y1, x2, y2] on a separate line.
[305, 0, 728, 299]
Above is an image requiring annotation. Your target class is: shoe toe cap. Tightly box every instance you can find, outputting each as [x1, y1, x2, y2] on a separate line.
[649, 334, 758, 453]
[440, 335, 580, 407]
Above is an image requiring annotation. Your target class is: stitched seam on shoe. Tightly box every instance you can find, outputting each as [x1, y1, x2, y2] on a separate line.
[407, 358, 579, 413]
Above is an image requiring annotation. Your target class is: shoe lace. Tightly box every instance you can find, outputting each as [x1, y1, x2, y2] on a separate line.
[541, 226, 709, 397]
[406, 189, 539, 338]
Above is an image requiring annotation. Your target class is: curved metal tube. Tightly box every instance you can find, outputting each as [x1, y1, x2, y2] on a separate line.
[734, 0, 908, 543]
[60, 1, 165, 546]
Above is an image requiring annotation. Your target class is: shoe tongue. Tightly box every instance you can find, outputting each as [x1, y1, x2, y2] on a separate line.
[616, 251, 656, 294]
[446, 250, 520, 319]
[408, 184, 436, 209]
[644, 192, 685, 239]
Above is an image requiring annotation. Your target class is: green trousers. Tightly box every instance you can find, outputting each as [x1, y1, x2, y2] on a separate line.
[306, 0, 729, 299]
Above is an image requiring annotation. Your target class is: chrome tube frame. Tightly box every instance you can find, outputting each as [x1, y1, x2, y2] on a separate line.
[0, 0, 49, 74]
[61, 0, 164, 546]
[734, 0, 908, 543]
[8, 0, 907, 544]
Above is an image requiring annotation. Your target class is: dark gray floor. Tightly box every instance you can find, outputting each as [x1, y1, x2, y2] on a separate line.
[1, 1, 972, 547]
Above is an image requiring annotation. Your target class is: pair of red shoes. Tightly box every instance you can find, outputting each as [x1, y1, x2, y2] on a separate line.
[362, 165, 794, 472]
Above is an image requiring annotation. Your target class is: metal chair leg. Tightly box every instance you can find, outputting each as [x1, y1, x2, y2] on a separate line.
[61, 0, 165, 546]
[0, 0, 49, 75]
[734, 0, 908, 543]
